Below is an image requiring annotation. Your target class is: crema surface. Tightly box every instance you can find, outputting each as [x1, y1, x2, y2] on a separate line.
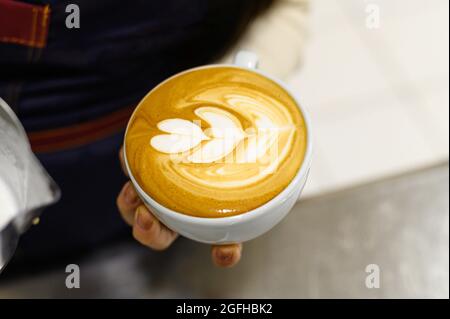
[126, 67, 307, 218]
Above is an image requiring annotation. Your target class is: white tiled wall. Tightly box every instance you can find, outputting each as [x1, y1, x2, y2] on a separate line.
[288, 0, 449, 197]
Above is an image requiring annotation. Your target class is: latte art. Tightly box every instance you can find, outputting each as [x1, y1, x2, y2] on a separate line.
[150, 107, 247, 163]
[126, 67, 307, 217]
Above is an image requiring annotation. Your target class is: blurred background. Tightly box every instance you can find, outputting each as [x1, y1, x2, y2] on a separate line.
[0, 0, 448, 298]
[296, 0, 448, 198]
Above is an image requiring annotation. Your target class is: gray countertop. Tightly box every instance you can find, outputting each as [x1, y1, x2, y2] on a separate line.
[0, 163, 448, 298]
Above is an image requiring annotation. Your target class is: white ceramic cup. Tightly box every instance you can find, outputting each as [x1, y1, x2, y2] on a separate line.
[124, 51, 313, 244]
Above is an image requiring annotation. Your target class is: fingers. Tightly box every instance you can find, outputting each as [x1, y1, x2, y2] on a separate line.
[119, 146, 240, 262]
[211, 243, 243, 268]
[119, 146, 129, 177]
[133, 205, 178, 251]
[117, 183, 178, 250]
[118, 148, 178, 251]
[117, 181, 141, 225]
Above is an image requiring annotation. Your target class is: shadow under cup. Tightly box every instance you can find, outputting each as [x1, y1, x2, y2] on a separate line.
[123, 64, 312, 244]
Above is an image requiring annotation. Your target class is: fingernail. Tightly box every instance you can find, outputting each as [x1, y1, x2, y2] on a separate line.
[136, 207, 153, 231]
[124, 183, 139, 205]
[216, 247, 234, 263]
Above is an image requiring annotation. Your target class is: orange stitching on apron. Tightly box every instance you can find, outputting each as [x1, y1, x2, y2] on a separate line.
[30, 8, 38, 46]
[42, 5, 50, 27]
[38, 5, 50, 46]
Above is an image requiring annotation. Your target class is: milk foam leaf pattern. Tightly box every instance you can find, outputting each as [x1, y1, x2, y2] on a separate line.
[151, 107, 246, 163]
[187, 107, 245, 163]
[150, 119, 209, 154]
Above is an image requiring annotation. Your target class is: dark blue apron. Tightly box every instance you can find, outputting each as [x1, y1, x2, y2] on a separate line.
[0, 0, 272, 266]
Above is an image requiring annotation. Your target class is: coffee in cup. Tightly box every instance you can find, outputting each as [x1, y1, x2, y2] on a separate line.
[125, 66, 307, 218]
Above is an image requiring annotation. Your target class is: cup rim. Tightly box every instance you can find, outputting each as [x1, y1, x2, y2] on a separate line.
[123, 64, 313, 226]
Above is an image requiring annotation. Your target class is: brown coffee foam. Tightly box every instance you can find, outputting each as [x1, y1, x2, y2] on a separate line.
[126, 67, 307, 218]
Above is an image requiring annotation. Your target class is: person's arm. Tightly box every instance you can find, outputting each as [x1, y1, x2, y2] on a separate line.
[218, 0, 309, 79]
